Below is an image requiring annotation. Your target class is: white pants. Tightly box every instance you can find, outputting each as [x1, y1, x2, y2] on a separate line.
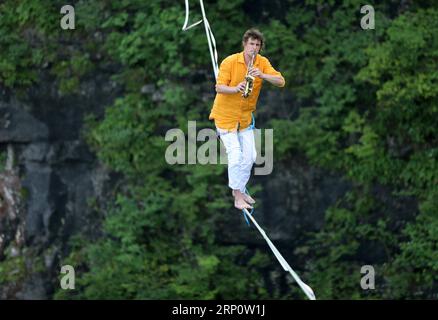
[217, 126, 257, 192]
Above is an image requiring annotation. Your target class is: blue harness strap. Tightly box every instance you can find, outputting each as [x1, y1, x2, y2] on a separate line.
[216, 112, 256, 138]
[249, 112, 256, 130]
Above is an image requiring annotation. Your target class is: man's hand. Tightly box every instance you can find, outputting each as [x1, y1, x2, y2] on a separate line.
[248, 67, 264, 79]
[235, 81, 246, 93]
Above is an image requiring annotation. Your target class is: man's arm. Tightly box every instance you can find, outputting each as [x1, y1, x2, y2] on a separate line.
[248, 68, 285, 87]
[215, 56, 246, 95]
[215, 82, 246, 94]
[261, 73, 285, 87]
[250, 57, 285, 87]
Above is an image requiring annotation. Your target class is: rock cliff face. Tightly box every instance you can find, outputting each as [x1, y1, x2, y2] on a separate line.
[0, 74, 121, 299]
[0, 74, 351, 299]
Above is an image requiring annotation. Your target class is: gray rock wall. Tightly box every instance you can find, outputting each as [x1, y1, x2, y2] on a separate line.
[0, 75, 120, 299]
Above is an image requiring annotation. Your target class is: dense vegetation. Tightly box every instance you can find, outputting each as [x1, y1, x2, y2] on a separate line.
[1, 0, 437, 299]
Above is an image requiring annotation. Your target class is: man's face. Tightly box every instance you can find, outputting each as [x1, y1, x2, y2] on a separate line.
[243, 37, 261, 56]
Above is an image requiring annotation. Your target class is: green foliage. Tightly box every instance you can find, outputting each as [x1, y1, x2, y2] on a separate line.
[55, 186, 268, 299]
[271, 4, 438, 299]
[386, 188, 438, 299]
[305, 191, 397, 299]
[0, 150, 6, 172]
[0, 247, 26, 284]
[0, 0, 61, 90]
[0, 247, 45, 290]
[2, 0, 438, 299]
[55, 0, 270, 299]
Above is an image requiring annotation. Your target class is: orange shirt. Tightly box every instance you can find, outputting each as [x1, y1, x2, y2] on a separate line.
[209, 51, 285, 131]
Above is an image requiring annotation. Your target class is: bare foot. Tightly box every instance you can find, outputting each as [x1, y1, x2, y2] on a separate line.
[232, 190, 253, 210]
[232, 190, 256, 204]
[242, 193, 255, 204]
[235, 197, 252, 210]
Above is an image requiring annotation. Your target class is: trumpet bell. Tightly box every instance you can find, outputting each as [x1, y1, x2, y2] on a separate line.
[243, 75, 255, 98]
[242, 51, 257, 99]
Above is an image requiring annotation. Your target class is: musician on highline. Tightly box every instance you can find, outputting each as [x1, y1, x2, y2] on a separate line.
[209, 28, 285, 210]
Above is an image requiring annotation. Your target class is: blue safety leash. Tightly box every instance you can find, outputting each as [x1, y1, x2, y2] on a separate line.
[242, 187, 255, 227]
[249, 113, 256, 130]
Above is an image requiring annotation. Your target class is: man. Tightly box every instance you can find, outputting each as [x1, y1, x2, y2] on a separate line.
[209, 28, 285, 210]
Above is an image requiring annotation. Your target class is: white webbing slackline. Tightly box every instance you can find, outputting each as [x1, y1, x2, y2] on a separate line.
[182, 0, 218, 79]
[243, 208, 316, 300]
[181, 0, 316, 301]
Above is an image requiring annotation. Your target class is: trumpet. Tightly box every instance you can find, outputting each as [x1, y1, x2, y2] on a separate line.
[242, 51, 256, 98]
